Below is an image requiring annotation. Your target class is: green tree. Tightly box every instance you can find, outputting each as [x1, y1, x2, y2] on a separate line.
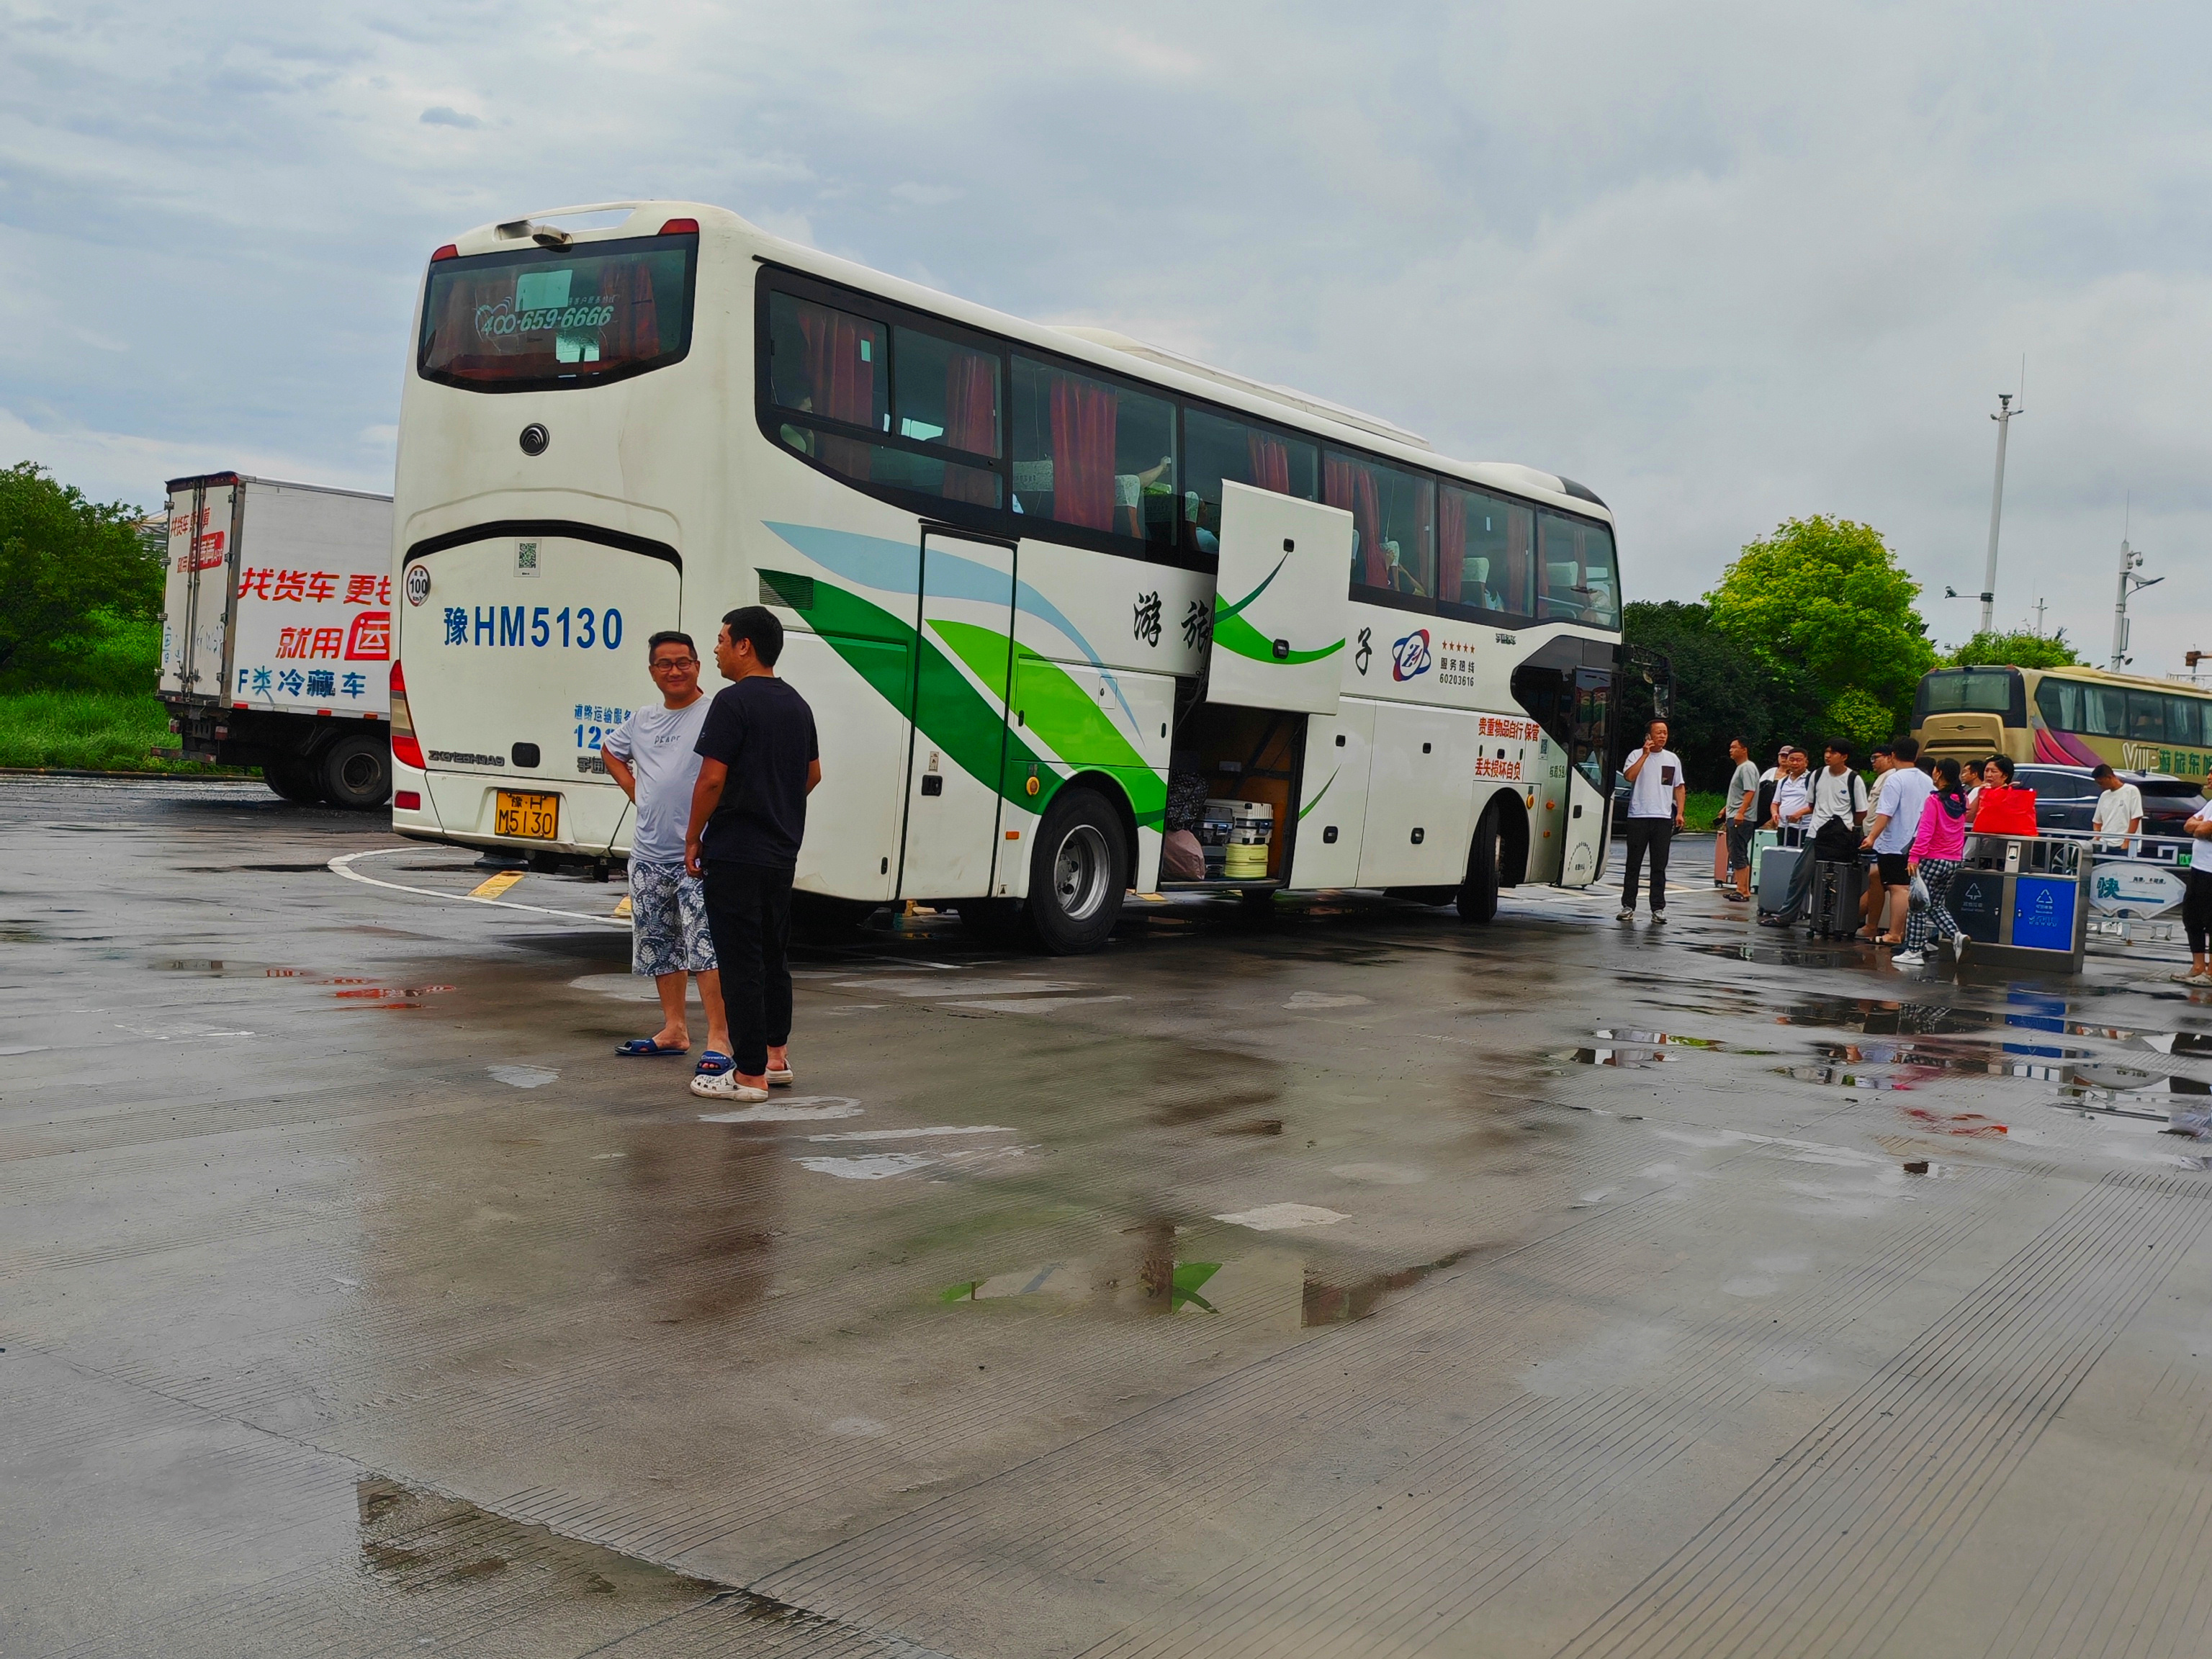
[1945, 629, 2082, 669]
[1619, 601, 1792, 787]
[1706, 516, 1934, 747]
[0, 463, 163, 691]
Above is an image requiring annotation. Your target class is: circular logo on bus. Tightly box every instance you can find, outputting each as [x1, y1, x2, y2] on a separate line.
[404, 565, 432, 607]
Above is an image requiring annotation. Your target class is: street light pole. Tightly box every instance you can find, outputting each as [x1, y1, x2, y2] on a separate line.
[1979, 392, 2020, 637]
[2110, 541, 2162, 670]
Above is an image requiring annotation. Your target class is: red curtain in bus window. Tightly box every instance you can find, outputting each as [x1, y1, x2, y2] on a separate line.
[1049, 374, 1117, 531]
[433, 273, 510, 377]
[1247, 433, 1290, 495]
[1505, 508, 1532, 611]
[941, 346, 999, 505]
[620, 261, 660, 361]
[1435, 488, 1465, 604]
[1324, 457, 1385, 587]
[796, 303, 876, 480]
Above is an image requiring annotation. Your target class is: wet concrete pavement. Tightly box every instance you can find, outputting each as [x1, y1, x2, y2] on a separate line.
[8, 776, 2212, 1657]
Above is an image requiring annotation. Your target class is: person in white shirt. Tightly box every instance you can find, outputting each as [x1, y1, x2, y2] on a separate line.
[1761, 739, 1868, 927]
[2090, 765, 2143, 851]
[1768, 747, 1812, 836]
[2177, 789, 2212, 986]
[1618, 718, 1686, 923]
[1723, 737, 1761, 902]
[1860, 735, 1934, 946]
[602, 631, 730, 1067]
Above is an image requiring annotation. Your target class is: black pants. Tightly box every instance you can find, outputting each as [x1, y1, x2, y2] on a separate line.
[1621, 819, 1673, 911]
[703, 860, 794, 1077]
[2187, 869, 2212, 956]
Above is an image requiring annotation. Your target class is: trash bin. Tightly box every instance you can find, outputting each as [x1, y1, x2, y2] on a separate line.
[1954, 833, 2092, 972]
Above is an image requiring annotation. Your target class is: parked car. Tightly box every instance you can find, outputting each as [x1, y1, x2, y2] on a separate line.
[2013, 765, 2205, 842]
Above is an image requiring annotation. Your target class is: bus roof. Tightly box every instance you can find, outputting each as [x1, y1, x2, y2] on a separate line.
[1938, 661, 2212, 698]
[438, 200, 1616, 526]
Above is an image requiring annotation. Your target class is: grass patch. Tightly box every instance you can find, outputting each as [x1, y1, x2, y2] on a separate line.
[0, 691, 248, 773]
[1682, 789, 1727, 833]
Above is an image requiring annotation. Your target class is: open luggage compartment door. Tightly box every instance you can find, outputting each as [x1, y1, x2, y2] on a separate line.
[1206, 482, 1354, 714]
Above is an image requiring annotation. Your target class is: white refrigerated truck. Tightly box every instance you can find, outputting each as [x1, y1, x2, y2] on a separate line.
[156, 472, 397, 808]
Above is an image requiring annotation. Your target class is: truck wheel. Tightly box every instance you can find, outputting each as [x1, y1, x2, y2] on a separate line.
[1458, 802, 1502, 925]
[1024, 787, 1127, 955]
[263, 750, 322, 804]
[320, 733, 392, 810]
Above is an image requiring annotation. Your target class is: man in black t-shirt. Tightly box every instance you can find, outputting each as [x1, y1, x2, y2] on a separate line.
[683, 606, 820, 1102]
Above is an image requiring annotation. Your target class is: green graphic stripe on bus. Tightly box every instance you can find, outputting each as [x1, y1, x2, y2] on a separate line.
[1210, 603, 1344, 667]
[1298, 768, 1339, 821]
[775, 572, 1069, 813]
[930, 619, 1167, 830]
[1218, 555, 1286, 623]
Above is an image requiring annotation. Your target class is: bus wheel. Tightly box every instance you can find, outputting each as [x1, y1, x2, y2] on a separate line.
[1457, 803, 1502, 925]
[320, 734, 392, 810]
[1025, 787, 1127, 955]
[262, 750, 323, 804]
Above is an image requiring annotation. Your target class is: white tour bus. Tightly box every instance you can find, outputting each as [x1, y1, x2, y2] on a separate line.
[387, 201, 1622, 952]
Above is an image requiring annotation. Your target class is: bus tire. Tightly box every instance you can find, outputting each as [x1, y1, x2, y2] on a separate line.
[1025, 786, 1127, 955]
[1458, 802, 1502, 925]
[320, 733, 392, 811]
[262, 750, 323, 804]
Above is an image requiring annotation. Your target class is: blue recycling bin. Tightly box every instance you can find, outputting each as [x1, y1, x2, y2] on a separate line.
[1952, 835, 2092, 971]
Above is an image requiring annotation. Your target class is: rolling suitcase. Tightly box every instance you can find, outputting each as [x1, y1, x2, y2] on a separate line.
[1807, 858, 1867, 939]
[1755, 844, 1802, 917]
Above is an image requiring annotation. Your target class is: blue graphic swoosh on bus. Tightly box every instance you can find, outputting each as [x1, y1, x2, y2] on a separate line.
[762, 522, 1137, 728]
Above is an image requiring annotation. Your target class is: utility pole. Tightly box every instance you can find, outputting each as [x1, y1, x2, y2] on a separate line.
[1979, 392, 2020, 636]
[2110, 540, 2161, 670]
[2031, 597, 2047, 638]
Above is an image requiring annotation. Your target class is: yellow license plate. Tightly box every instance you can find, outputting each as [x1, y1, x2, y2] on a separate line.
[495, 790, 559, 840]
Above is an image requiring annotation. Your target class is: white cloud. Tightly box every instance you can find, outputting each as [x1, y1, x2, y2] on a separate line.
[4, 0, 2210, 667]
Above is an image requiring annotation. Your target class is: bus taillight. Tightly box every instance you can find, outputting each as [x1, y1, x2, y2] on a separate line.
[390, 660, 426, 770]
[657, 218, 698, 236]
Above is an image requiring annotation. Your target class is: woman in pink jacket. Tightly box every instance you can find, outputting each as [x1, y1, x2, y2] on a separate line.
[1894, 757, 1970, 968]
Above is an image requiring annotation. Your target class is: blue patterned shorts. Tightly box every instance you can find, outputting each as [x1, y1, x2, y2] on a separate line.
[629, 858, 716, 977]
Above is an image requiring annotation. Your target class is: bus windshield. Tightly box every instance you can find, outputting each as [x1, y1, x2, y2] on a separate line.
[1915, 667, 2023, 724]
[418, 234, 696, 392]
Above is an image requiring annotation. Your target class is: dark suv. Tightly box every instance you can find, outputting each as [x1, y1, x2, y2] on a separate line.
[2014, 765, 2205, 840]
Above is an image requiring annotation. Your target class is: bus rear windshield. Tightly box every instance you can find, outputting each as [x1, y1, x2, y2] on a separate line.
[1915, 667, 2023, 724]
[418, 234, 696, 392]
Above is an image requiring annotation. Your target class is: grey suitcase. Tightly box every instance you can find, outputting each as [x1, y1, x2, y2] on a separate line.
[1755, 845, 1802, 916]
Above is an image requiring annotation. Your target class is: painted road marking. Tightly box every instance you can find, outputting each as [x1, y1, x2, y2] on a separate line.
[328, 849, 629, 929]
[469, 870, 526, 899]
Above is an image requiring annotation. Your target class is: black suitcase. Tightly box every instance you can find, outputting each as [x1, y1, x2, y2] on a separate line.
[1807, 858, 1867, 939]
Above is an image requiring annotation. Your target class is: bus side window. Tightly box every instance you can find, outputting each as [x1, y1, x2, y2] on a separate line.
[2167, 695, 2202, 749]
[2083, 686, 2125, 737]
[1010, 356, 1176, 549]
[767, 292, 886, 461]
[2036, 678, 2080, 732]
[2127, 691, 2167, 745]
[1180, 407, 1318, 556]
[1326, 451, 1434, 599]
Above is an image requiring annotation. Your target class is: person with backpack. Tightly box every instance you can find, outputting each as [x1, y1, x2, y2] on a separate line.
[1760, 739, 1868, 928]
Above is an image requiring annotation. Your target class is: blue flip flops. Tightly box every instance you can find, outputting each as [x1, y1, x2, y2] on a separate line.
[693, 1051, 734, 1077]
[615, 1038, 689, 1057]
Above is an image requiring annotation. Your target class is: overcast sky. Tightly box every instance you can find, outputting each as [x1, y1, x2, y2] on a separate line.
[6, 1, 2210, 671]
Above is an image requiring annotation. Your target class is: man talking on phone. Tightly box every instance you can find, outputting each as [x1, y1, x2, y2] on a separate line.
[1619, 718, 1686, 923]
